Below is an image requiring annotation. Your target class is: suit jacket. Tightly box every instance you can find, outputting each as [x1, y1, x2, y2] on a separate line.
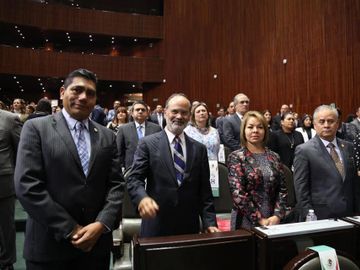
[271, 114, 282, 131]
[0, 110, 22, 198]
[150, 113, 166, 129]
[350, 118, 360, 131]
[222, 114, 241, 151]
[294, 135, 360, 220]
[127, 131, 217, 237]
[116, 121, 162, 170]
[14, 112, 124, 262]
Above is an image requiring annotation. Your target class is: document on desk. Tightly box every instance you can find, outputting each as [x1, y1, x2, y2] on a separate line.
[254, 219, 354, 238]
[343, 216, 360, 224]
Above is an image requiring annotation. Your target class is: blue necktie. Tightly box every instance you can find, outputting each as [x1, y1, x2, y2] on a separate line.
[137, 125, 144, 139]
[75, 122, 89, 176]
[173, 136, 186, 185]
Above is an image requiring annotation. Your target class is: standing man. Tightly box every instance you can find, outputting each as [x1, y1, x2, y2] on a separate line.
[0, 109, 22, 270]
[106, 100, 121, 123]
[15, 69, 124, 270]
[127, 94, 219, 237]
[294, 105, 360, 220]
[117, 101, 162, 171]
[350, 107, 360, 131]
[222, 93, 250, 151]
[150, 104, 166, 129]
[272, 104, 290, 131]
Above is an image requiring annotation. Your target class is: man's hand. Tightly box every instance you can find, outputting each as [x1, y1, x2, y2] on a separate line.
[206, 226, 221, 233]
[71, 222, 105, 252]
[138, 197, 159, 218]
[266, 216, 280, 225]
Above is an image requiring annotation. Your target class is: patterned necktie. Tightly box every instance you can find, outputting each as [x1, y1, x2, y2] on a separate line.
[137, 125, 143, 139]
[75, 122, 89, 176]
[327, 143, 345, 179]
[173, 136, 186, 185]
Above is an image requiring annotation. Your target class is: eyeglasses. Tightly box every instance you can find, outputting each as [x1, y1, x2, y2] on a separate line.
[239, 100, 249, 104]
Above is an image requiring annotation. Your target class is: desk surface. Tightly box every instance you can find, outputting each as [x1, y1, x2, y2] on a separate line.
[254, 219, 354, 238]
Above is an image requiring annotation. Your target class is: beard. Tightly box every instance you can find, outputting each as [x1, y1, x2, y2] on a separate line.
[166, 119, 187, 135]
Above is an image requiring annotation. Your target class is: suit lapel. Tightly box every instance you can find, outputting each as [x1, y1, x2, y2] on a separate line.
[131, 122, 139, 143]
[337, 139, 348, 179]
[52, 113, 83, 173]
[159, 131, 177, 184]
[183, 134, 194, 182]
[88, 121, 99, 177]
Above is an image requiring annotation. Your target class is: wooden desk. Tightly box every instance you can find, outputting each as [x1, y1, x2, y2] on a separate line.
[133, 230, 255, 270]
[253, 219, 357, 270]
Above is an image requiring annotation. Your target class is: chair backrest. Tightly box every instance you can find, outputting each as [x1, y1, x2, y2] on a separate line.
[213, 162, 233, 214]
[284, 249, 360, 270]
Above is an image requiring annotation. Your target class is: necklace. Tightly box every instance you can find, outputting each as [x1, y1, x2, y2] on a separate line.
[285, 132, 295, 149]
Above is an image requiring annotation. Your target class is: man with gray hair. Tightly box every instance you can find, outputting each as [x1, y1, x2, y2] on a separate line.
[294, 105, 360, 221]
[222, 93, 250, 151]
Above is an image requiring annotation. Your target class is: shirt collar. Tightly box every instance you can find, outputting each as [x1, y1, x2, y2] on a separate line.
[164, 126, 185, 144]
[319, 136, 338, 149]
[134, 121, 145, 128]
[62, 108, 89, 131]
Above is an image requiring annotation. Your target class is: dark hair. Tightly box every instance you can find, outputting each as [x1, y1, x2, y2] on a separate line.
[63, 68, 97, 89]
[36, 98, 52, 114]
[131, 100, 148, 112]
[112, 106, 129, 124]
[281, 112, 293, 121]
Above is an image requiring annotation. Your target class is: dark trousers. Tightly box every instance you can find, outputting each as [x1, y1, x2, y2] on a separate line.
[0, 194, 16, 268]
[26, 252, 110, 270]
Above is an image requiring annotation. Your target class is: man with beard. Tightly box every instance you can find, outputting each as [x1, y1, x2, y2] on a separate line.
[127, 93, 219, 237]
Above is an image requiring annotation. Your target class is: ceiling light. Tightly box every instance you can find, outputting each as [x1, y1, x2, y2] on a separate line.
[134, 38, 138, 42]
[17, 29, 20, 32]
[21, 89, 24, 92]
[19, 33, 23, 36]
[13, 76, 16, 79]
[66, 32, 69, 35]
[112, 37, 115, 40]
[45, 39, 49, 42]
[132, 84, 135, 88]
[14, 26, 18, 29]
[90, 39, 93, 42]
[40, 83, 43, 86]
[109, 85, 112, 88]
[16, 81, 20, 84]
[111, 41, 114, 44]
[16, 46, 19, 48]
[38, 78, 41, 81]
[89, 35, 92, 38]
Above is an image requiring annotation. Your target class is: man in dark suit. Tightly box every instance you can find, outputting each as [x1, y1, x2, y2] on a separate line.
[0, 109, 22, 270]
[117, 101, 162, 171]
[127, 93, 219, 237]
[222, 93, 250, 151]
[294, 105, 360, 221]
[150, 104, 166, 129]
[14, 69, 124, 270]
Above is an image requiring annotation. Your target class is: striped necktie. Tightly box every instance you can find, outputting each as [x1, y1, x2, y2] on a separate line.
[173, 136, 186, 185]
[75, 121, 89, 176]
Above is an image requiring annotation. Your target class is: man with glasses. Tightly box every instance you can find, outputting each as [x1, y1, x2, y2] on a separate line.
[15, 69, 124, 270]
[117, 101, 161, 171]
[222, 93, 250, 151]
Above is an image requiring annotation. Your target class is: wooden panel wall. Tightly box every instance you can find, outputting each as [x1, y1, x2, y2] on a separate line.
[0, 0, 163, 38]
[144, 0, 360, 118]
[0, 46, 163, 82]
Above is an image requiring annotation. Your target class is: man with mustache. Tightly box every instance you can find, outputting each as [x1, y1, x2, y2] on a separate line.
[127, 93, 219, 237]
[15, 69, 124, 270]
